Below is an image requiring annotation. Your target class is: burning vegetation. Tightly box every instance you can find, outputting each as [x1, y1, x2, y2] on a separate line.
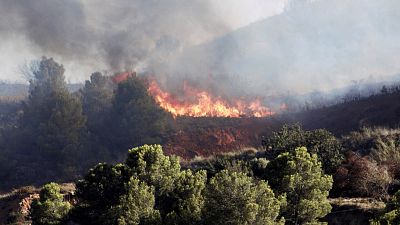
[111, 72, 276, 118]
[147, 79, 274, 118]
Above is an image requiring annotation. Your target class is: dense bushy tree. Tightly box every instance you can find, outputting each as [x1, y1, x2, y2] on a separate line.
[19, 57, 86, 182]
[80, 72, 115, 162]
[22, 58, 86, 145]
[112, 178, 161, 225]
[264, 124, 343, 173]
[126, 145, 206, 224]
[265, 147, 332, 225]
[81, 72, 114, 132]
[74, 163, 132, 225]
[74, 145, 206, 225]
[164, 169, 206, 225]
[126, 144, 181, 195]
[203, 170, 284, 225]
[35, 145, 337, 224]
[110, 77, 169, 152]
[31, 183, 71, 225]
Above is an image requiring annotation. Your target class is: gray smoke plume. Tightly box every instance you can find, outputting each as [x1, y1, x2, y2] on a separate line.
[1, 0, 400, 105]
[158, 0, 400, 98]
[0, 0, 231, 72]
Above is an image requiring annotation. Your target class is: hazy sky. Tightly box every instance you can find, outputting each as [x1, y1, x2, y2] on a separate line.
[211, 0, 285, 28]
[0, 0, 286, 83]
[2, 0, 398, 98]
[158, 0, 400, 95]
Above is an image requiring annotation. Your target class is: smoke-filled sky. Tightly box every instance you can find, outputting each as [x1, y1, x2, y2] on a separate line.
[162, 0, 400, 96]
[0, 0, 285, 82]
[1, 0, 400, 97]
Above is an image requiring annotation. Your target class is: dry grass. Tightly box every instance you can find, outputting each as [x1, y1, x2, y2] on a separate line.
[329, 198, 386, 211]
[181, 146, 262, 165]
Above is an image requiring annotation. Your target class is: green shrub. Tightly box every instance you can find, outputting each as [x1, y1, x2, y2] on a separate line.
[203, 170, 284, 225]
[265, 147, 332, 224]
[31, 183, 71, 225]
[264, 124, 343, 173]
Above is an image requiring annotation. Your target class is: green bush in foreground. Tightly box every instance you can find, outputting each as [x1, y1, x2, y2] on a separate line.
[264, 124, 343, 173]
[203, 169, 285, 225]
[266, 147, 333, 225]
[34, 145, 333, 225]
[31, 183, 71, 225]
[114, 178, 161, 225]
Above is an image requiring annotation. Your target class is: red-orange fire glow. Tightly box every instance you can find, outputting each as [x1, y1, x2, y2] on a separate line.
[147, 80, 274, 118]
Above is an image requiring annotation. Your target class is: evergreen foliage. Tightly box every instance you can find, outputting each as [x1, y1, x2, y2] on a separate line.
[264, 124, 343, 173]
[74, 163, 132, 225]
[19, 57, 86, 182]
[81, 72, 114, 131]
[31, 183, 71, 225]
[265, 147, 333, 225]
[110, 77, 169, 151]
[0, 57, 174, 189]
[203, 169, 284, 225]
[126, 145, 206, 224]
[113, 178, 161, 225]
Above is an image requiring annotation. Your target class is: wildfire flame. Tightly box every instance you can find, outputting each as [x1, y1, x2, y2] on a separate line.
[147, 80, 274, 118]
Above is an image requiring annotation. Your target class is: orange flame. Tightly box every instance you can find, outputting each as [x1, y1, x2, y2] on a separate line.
[147, 80, 274, 118]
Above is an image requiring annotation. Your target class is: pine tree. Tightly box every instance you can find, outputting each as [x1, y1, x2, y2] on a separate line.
[21, 57, 86, 180]
[110, 77, 169, 152]
[203, 170, 284, 225]
[74, 163, 132, 225]
[263, 124, 343, 173]
[80, 72, 115, 162]
[31, 183, 71, 225]
[114, 178, 161, 225]
[81, 72, 114, 132]
[126, 145, 206, 224]
[266, 147, 332, 225]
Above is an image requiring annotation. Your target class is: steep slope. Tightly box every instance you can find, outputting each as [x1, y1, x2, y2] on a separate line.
[166, 0, 400, 98]
[289, 91, 400, 135]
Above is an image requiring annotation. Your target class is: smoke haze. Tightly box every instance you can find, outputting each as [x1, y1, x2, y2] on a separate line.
[0, 0, 283, 81]
[159, 0, 400, 97]
[0, 0, 399, 99]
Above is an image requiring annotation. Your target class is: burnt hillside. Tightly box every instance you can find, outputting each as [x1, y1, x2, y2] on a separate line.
[164, 116, 283, 159]
[289, 90, 400, 135]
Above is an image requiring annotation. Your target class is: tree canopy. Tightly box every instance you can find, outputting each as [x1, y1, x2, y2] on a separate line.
[265, 147, 333, 225]
[19, 57, 86, 182]
[31, 183, 71, 225]
[264, 124, 343, 173]
[204, 169, 284, 225]
[110, 77, 169, 152]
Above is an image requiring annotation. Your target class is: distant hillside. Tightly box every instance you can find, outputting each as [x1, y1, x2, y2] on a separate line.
[0, 83, 83, 99]
[0, 83, 28, 99]
[167, 0, 400, 98]
[289, 90, 400, 135]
